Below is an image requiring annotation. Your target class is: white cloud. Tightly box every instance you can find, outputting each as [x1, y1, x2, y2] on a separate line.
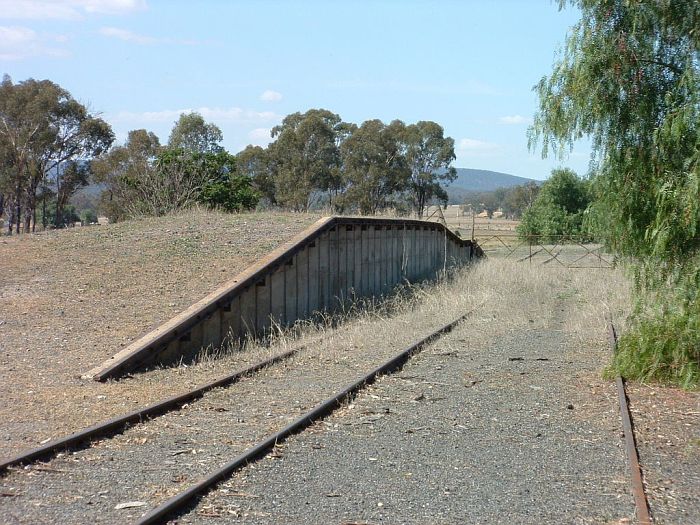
[112, 106, 280, 125]
[499, 114, 532, 125]
[458, 138, 499, 151]
[0, 25, 68, 59]
[259, 90, 282, 102]
[99, 26, 204, 46]
[455, 138, 501, 160]
[99, 26, 155, 44]
[0, 0, 147, 20]
[248, 128, 273, 146]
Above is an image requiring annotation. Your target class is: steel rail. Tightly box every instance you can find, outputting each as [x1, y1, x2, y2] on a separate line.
[135, 309, 475, 525]
[0, 346, 302, 473]
[607, 320, 653, 525]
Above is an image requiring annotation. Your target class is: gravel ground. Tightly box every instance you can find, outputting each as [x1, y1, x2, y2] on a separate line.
[0, 268, 485, 525]
[625, 383, 700, 524]
[0, 209, 320, 457]
[173, 268, 635, 524]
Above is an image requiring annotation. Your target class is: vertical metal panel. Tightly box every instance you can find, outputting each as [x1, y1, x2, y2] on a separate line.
[352, 226, 362, 299]
[373, 225, 381, 295]
[403, 225, 411, 280]
[360, 226, 370, 296]
[331, 225, 344, 308]
[201, 310, 221, 352]
[318, 231, 330, 311]
[409, 225, 417, 280]
[221, 295, 241, 346]
[182, 322, 203, 358]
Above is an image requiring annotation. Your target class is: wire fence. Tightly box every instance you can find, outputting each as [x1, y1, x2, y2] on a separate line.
[475, 234, 615, 269]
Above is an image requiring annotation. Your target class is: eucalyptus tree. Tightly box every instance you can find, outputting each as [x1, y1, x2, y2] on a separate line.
[268, 109, 349, 211]
[167, 112, 223, 154]
[92, 129, 162, 221]
[0, 75, 113, 232]
[340, 119, 409, 214]
[529, 0, 699, 385]
[238, 145, 277, 205]
[401, 121, 457, 217]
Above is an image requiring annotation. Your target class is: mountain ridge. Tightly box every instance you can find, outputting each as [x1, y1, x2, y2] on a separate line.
[443, 168, 539, 204]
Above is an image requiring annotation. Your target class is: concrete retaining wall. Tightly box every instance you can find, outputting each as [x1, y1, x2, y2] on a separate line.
[86, 216, 481, 380]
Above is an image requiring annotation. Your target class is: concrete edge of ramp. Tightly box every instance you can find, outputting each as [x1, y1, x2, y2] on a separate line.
[83, 216, 480, 381]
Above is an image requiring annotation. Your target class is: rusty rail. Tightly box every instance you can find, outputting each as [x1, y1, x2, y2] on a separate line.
[0, 346, 302, 472]
[608, 320, 653, 525]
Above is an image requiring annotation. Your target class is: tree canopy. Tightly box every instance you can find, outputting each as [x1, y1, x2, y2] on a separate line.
[168, 112, 223, 154]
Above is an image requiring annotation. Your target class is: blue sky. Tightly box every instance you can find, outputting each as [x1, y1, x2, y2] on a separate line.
[0, 0, 591, 181]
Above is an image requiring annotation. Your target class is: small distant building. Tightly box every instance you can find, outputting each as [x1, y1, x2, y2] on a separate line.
[492, 210, 504, 218]
[476, 210, 489, 218]
[97, 216, 110, 225]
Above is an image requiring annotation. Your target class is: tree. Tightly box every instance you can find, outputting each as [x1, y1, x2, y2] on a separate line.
[529, 1, 699, 386]
[268, 109, 348, 211]
[504, 181, 540, 219]
[340, 119, 409, 214]
[92, 129, 162, 221]
[168, 112, 223, 154]
[517, 168, 590, 239]
[401, 121, 457, 217]
[237, 145, 277, 205]
[193, 150, 259, 212]
[0, 75, 113, 233]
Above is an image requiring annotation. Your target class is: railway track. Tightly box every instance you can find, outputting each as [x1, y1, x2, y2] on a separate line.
[1, 312, 652, 524]
[608, 321, 653, 525]
[0, 307, 477, 524]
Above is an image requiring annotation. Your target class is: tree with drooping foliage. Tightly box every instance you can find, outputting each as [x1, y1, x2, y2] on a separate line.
[238, 144, 277, 206]
[92, 129, 162, 221]
[529, 0, 700, 386]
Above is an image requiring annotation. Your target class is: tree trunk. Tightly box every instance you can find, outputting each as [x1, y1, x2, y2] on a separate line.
[55, 168, 62, 227]
[15, 199, 20, 234]
[7, 200, 14, 235]
[42, 191, 47, 229]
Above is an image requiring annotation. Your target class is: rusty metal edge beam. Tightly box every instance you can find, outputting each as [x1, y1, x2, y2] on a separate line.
[607, 320, 653, 525]
[134, 308, 476, 525]
[85, 216, 478, 381]
[0, 346, 301, 473]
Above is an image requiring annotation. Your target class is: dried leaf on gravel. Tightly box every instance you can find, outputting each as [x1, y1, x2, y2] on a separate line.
[114, 501, 146, 509]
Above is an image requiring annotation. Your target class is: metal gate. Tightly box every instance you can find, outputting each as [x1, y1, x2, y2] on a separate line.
[476, 234, 615, 268]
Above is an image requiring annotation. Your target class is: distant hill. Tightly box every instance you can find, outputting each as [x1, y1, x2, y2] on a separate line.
[443, 168, 539, 204]
[448, 168, 537, 192]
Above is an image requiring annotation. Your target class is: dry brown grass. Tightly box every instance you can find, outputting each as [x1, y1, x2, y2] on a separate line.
[0, 209, 632, 460]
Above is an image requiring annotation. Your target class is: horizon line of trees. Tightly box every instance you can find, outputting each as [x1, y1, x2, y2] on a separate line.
[1, 77, 460, 231]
